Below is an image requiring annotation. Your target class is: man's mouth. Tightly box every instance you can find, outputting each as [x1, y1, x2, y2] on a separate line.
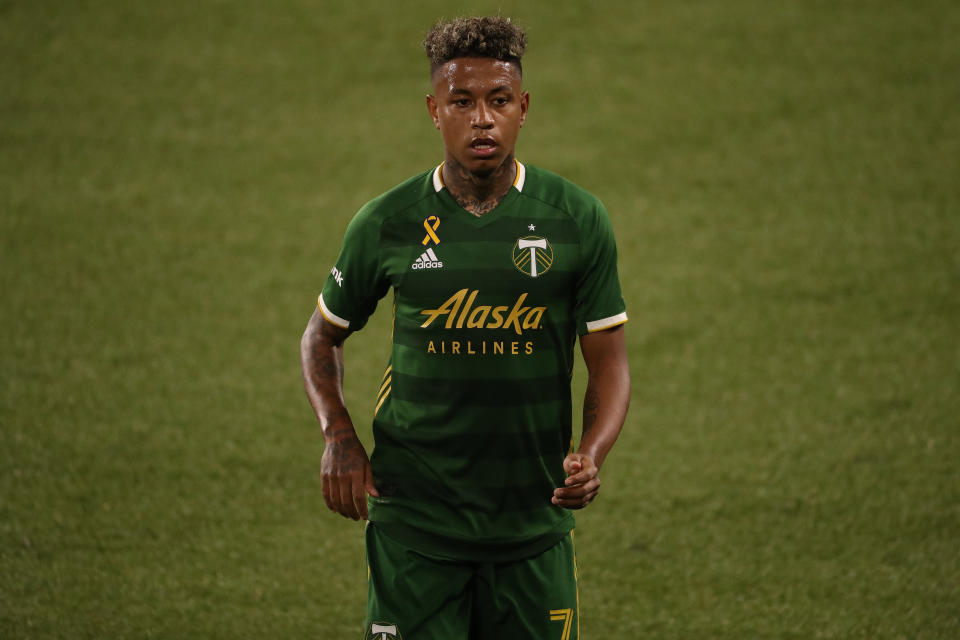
[470, 138, 498, 156]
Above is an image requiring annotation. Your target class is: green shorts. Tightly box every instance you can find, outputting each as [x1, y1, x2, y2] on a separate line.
[363, 523, 579, 640]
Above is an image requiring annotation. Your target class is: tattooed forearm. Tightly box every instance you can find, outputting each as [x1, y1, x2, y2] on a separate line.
[576, 325, 630, 470]
[304, 311, 348, 382]
[301, 309, 356, 440]
[307, 345, 339, 385]
[583, 387, 600, 436]
[322, 411, 354, 438]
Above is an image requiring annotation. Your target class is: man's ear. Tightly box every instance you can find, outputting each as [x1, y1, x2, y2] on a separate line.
[426, 94, 440, 129]
[519, 91, 530, 127]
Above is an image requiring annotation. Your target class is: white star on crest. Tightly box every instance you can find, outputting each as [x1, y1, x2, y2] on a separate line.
[528, 224, 536, 231]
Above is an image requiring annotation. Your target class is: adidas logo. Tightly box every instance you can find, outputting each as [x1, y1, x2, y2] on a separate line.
[412, 247, 443, 270]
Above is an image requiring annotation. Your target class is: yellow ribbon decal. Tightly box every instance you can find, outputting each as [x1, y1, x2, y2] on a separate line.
[422, 215, 440, 246]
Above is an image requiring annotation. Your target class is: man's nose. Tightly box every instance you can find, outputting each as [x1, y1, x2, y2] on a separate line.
[472, 103, 494, 128]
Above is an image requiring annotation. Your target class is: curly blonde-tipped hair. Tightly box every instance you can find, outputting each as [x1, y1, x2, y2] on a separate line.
[424, 16, 527, 74]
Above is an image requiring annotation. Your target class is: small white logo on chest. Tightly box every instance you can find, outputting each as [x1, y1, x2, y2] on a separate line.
[412, 247, 444, 270]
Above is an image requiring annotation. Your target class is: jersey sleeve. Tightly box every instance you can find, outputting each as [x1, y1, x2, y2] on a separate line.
[317, 204, 390, 332]
[574, 199, 628, 335]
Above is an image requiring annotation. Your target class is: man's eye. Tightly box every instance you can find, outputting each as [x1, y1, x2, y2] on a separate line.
[455, 99, 470, 107]
[493, 97, 508, 105]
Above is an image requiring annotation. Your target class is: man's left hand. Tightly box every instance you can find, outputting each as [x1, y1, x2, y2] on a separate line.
[552, 453, 600, 509]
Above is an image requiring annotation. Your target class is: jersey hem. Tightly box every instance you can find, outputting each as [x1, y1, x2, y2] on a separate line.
[317, 293, 350, 329]
[371, 517, 574, 563]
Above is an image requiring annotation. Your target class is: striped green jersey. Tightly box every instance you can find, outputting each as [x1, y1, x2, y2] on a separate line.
[318, 161, 627, 562]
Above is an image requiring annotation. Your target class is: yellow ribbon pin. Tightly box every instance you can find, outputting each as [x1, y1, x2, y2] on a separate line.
[422, 215, 440, 246]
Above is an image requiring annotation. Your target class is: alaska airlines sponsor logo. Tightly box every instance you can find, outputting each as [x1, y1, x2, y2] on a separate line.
[419, 288, 546, 336]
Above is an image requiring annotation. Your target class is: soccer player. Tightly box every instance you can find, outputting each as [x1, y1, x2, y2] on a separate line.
[300, 16, 630, 640]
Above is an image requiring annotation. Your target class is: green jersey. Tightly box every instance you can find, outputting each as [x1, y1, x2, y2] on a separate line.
[318, 161, 627, 562]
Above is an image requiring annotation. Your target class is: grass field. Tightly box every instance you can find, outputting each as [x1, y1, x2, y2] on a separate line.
[2, 1, 958, 637]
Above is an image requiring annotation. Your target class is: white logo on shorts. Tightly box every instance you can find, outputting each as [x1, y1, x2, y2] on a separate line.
[367, 622, 402, 640]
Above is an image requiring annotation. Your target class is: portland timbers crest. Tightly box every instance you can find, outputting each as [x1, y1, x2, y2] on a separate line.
[366, 622, 402, 640]
[512, 235, 554, 278]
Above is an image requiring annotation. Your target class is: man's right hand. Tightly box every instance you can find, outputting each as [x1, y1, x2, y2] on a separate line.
[320, 433, 380, 520]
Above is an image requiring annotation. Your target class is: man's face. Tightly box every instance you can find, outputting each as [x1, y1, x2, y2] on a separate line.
[427, 57, 529, 177]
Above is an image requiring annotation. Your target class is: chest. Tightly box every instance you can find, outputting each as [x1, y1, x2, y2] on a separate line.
[380, 208, 581, 301]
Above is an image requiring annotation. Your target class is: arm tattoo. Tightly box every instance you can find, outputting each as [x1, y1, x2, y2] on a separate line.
[583, 387, 600, 435]
[314, 348, 338, 379]
[323, 419, 354, 441]
[307, 317, 346, 385]
[302, 312, 354, 438]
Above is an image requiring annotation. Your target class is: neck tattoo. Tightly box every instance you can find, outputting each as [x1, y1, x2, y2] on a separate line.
[444, 158, 515, 217]
[451, 192, 508, 216]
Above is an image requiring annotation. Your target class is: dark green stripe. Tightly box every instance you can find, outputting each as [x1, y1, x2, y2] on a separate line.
[388, 371, 568, 406]
[372, 474, 563, 512]
[373, 416, 571, 460]
[392, 325, 574, 352]
[380, 216, 581, 247]
[396, 268, 577, 297]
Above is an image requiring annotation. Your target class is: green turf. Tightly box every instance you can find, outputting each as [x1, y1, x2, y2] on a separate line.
[2, 1, 958, 637]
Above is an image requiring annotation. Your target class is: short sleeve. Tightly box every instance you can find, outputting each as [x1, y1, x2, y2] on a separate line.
[574, 200, 628, 335]
[317, 205, 390, 332]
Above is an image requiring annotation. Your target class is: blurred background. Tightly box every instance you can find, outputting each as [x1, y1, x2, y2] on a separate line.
[2, 1, 958, 637]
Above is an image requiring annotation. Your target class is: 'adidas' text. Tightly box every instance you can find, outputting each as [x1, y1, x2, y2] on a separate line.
[412, 248, 443, 270]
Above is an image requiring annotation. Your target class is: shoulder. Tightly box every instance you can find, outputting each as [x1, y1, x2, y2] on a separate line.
[518, 164, 608, 225]
[348, 168, 437, 231]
